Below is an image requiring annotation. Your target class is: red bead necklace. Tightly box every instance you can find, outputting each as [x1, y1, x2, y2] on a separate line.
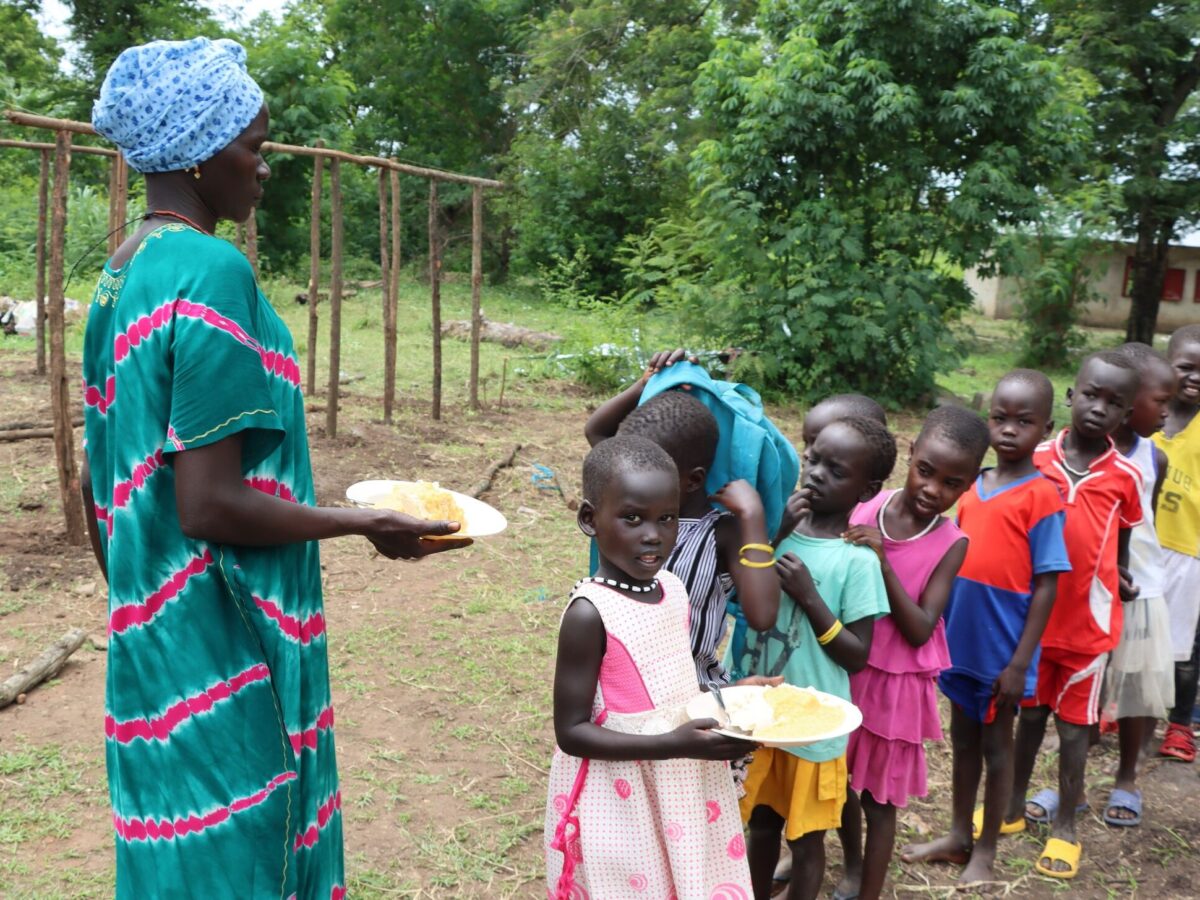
[147, 209, 213, 235]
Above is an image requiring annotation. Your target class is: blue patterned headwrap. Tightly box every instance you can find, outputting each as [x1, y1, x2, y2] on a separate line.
[92, 37, 264, 174]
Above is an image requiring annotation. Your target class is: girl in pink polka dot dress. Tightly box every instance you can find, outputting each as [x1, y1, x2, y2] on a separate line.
[545, 436, 755, 899]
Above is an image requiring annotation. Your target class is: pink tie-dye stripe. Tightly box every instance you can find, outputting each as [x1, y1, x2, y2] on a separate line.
[94, 502, 113, 538]
[331, 888, 347, 900]
[245, 477, 298, 503]
[112, 448, 166, 511]
[114, 298, 300, 387]
[293, 789, 343, 852]
[113, 770, 297, 843]
[252, 595, 326, 645]
[108, 549, 214, 635]
[289, 705, 335, 754]
[83, 375, 117, 415]
[105, 663, 272, 745]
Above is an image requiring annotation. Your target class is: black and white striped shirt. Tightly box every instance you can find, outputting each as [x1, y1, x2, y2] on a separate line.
[666, 509, 735, 687]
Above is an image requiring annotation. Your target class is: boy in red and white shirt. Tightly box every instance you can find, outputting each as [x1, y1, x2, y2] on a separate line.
[1006, 350, 1142, 881]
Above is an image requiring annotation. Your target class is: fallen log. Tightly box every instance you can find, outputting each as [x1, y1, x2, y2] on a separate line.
[0, 418, 84, 441]
[0, 417, 83, 432]
[441, 315, 561, 350]
[295, 289, 357, 304]
[466, 443, 521, 499]
[0, 627, 88, 709]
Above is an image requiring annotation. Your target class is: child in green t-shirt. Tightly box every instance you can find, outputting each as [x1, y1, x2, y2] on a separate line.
[726, 416, 895, 900]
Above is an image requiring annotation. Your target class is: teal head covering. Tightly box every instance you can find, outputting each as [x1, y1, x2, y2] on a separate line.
[92, 37, 264, 174]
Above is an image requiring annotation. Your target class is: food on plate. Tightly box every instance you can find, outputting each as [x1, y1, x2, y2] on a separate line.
[373, 481, 465, 522]
[724, 684, 846, 740]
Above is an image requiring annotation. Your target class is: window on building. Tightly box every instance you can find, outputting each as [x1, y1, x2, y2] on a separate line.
[1123, 257, 1187, 302]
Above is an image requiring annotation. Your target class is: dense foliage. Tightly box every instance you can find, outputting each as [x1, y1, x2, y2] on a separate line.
[2, 0, 1198, 402]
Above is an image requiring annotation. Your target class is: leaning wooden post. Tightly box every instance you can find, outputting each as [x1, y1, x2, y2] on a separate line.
[306, 144, 324, 396]
[34, 148, 49, 376]
[377, 167, 392, 421]
[48, 131, 85, 544]
[469, 184, 484, 411]
[385, 166, 400, 422]
[235, 221, 245, 253]
[246, 208, 259, 278]
[429, 180, 442, 421]
[326, 158, 343, 438]
[115, 154, 128, 242]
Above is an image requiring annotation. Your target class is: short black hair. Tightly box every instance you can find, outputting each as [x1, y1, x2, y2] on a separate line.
[1078, 349, 1139, 386]
[810, 393, 888, 426]
[582, 435, 678, 506]
[835, 415, 897, 483]
[618, 389, 719, 477]
[1168, 324, 1200, 356]
[1119, 341, 1174, 378]
[995, 368, 1055, 419]
[918, 404, 990, 468]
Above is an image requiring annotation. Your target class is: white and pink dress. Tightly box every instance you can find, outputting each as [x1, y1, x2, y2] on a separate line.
[544, 571, 752, 900]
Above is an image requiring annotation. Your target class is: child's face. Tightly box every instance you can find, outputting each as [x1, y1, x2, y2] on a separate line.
[802, 422, 878, 515]
[1127, 362, 1176, 438]
[1169, 339, 1200, 408]
[903, 432, 979, 518]
[988, 379, 1052, 463]
[581, 467, 679, 583]
[1069, 359, 1137, 440]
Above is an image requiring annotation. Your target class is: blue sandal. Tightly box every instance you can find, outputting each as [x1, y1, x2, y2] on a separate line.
[1025, 788, 1088, 825]
[1103, 788, 1142, 827]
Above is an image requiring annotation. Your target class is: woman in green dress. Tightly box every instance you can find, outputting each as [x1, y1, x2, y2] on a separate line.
[83, 37, 469, 898]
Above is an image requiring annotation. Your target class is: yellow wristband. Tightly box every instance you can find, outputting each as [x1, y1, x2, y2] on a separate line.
[816, 620, 843, 645]
[738, 542, 775, 568]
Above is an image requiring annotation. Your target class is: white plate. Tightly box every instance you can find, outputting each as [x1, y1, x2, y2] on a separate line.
[346, 479, 507, 539]
[686, 685, 862, 749]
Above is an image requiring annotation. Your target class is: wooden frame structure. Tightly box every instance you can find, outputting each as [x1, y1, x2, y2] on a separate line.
[3, 109, 502, 543]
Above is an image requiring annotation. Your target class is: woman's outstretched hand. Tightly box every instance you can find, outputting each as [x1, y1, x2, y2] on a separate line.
[362, 510, 473, 559]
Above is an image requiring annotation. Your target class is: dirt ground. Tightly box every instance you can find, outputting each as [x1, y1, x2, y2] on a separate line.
[2, 343, 1199, 899]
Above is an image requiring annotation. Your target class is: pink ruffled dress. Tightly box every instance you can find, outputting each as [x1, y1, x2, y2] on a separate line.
[845, 490, 965, 807]
[544, 572, 752, 900]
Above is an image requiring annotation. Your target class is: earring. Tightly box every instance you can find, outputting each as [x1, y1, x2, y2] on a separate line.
[191, 166, 202, 180]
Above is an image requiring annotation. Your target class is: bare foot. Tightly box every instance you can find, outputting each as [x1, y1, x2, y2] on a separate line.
[833, 871, 860, 900]
[958, 848, 997, 885]
[899, 834, 971, 865]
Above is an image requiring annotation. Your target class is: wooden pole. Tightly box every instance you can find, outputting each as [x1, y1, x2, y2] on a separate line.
[429, 180, 442, 421]
[115, 154, 128, 244]
[326, 158, 343, 438]
[469, 185, 484, 411]
[48, 131, 85, 545]
[35, 148, 49, 377]
[106, 156, 119, 254]
[306, 144, 324, 396]
[246, 209, 259, 278]
[385, 166, 400, 423]
[235, 221, 245, 253]
[378, 169, 394, 422]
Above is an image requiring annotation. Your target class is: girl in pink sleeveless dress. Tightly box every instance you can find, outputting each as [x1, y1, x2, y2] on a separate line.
[545, 435, 754, 899]
[836, 407, 989, 900]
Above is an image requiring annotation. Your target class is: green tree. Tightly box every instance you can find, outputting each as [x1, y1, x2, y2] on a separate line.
[503, 0, 729, 294]
[627, 0, 1091, 404]
[1, 0, 63, 94]
[1037, 2, 1200, 344]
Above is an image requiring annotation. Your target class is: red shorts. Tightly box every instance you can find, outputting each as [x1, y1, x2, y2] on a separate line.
[1021, 648, 1108, 726]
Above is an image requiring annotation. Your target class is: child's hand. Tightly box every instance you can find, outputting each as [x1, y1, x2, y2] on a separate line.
[669, 718, 757, 760]
[992, 664, 1027, 708]
[641, 348, 696, 382]
[843, 524, 884, 562]
[731, 675, 785, 688]
[710, 479, 765, 520]
[1118, 566, 1140, 603]
[778, 489, 812, 537]
[776, 552, 818, 605]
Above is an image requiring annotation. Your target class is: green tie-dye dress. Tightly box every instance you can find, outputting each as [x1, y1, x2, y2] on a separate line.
[83, 224, 344, 899]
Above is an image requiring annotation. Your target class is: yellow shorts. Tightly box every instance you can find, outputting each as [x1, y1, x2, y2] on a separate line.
[739, 747, 847, 840]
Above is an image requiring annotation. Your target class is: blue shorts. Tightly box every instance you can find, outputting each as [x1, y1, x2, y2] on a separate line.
[939, 670, 1005, 725]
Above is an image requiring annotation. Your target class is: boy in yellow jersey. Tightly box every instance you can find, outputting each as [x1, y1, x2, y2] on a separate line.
[1153, 325, 1200, 762]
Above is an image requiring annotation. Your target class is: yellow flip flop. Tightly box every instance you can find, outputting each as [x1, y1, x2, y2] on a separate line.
[971, 806, 1026, 840]
[1035, 837, 1081, 880]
